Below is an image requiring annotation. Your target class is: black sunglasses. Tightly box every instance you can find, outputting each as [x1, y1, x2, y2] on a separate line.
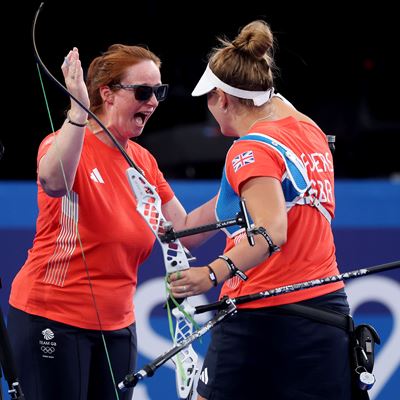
[112, 83, 169, 102]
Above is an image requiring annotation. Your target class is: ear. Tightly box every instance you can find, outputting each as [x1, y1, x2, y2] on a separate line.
[99, 86, 115, 105]
[215, 89, 229, 112]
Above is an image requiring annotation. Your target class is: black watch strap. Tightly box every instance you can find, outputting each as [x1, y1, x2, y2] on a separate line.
[206, 265, 218, 286]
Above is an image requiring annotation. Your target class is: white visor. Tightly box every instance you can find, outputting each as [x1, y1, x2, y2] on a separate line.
[192, 64, 274, 106]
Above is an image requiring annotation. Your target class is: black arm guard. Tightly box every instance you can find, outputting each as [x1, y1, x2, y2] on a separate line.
[252, 226, 280, 255]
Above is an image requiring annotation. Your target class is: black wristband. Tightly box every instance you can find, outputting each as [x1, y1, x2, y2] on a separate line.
[66, 111, 88, 127]
[218, 255, 248, 281]
[206, 265, 218, 286]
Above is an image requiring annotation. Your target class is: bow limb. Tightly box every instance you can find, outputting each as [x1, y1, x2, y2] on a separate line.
[33, 3, 199, 398]
[32, 3, 140, 172]
[32, 3, 122, 399]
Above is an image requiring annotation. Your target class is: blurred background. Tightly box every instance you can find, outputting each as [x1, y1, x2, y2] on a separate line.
[0, 0, 399, 180]
[1, 1, 399, 399]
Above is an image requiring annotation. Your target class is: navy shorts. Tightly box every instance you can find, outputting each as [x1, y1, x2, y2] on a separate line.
[197, 289, 352, 400]
[7, 306, 137, 400]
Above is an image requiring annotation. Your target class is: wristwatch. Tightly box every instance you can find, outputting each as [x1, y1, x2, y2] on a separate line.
[206, 265, 218, 286]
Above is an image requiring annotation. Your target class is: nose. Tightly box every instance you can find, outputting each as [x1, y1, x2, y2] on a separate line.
[148, 93, 159, 106]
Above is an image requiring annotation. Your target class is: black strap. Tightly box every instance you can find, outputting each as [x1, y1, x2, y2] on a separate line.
[218, 255, 248, 281]
[275, 303, 353, 332]
[252, 227, 280, 255]
[206, 265, 218, 286]
[274, 302, 376, 399]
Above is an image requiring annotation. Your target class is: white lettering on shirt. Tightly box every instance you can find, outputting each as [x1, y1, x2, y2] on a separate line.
[301, 152, 334, 204]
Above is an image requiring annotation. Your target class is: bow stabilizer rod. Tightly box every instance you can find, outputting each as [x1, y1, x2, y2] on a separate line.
[120, 259, 400, 388]
[161, 198, 256, 247]
[195, 259, 400, 313]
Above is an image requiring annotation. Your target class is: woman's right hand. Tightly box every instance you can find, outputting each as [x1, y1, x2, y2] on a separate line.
[61, 47, 90, 115]
[38, 47, 89, 197]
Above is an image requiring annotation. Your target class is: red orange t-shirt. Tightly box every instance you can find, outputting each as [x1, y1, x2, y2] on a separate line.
[220, 116, 343, 308]
[10, 129, 174, 330]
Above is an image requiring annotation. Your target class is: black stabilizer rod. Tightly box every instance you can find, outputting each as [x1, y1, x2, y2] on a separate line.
[161, 198, 255, 247]
[117, 260, 399, 390]
[118, 299, 237, 391]
[194, 260, 400, 314]
[160, 215, 242, 242]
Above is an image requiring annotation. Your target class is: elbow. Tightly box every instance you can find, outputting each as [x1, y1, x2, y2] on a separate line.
[39, 176, 68, 198]
[272, 220, 287, 248]
[38, 160, 69, 197]
[273, 230, 287, 248]
[38, 161, 72, 198]
[259, 220, 287, 251]
[261, 229, 286, 258]
[272, 214, 288, 248]
[179, 236, 197, 251]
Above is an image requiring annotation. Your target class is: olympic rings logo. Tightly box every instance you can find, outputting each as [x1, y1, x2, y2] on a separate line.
[41, 346, 55, 354]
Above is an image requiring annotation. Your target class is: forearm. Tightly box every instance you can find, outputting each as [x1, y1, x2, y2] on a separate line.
[169, 178, 288, 297]
[208, 231, 282, 284]
[163, 195, 218, 249]
[180, 196, 219, 248]
[38, 109, 88, 197]
[208, 177, 288, 285]
[169, 230, 284, 298]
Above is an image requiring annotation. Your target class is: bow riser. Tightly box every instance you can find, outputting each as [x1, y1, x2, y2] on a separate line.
[126, 167, 199, 398]
[126, 167, 191, 273]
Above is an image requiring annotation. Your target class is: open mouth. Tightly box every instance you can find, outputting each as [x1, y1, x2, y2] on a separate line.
[134, 111, 152, 126]
[134, 112, 146, 126]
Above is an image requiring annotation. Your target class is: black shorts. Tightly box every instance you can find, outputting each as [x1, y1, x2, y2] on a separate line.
[7, 306, 137, 400]
[197, 289, 352, 400]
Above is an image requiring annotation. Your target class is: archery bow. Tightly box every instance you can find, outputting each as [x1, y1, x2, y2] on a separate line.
[32, 3, 198, 398]
[33, 5, 126, 399]
[125, 168, 199, 399]
[125, 169, 254, 397]
[119, 259, 400, 388]
[125, 171, 257, 397]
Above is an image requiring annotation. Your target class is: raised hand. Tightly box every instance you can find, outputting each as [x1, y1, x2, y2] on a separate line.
[61, 47, 90, 112]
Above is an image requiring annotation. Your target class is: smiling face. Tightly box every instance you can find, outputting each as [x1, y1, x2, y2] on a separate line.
[100, 59, 163, 143]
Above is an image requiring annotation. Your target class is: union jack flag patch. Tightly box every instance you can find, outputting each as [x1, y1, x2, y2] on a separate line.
[232, 150, 255, 172]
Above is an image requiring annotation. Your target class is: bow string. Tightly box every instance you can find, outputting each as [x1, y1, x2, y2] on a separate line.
[32, 2, 198, 399]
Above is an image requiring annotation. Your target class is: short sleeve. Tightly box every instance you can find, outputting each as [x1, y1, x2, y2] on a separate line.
[155, 168, 174, 204]
[225, 139, 286, 194]
[37, 133, 58, 167]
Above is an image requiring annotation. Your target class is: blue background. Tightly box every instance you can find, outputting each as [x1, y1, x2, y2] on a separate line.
[1, 179, 399, 399]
